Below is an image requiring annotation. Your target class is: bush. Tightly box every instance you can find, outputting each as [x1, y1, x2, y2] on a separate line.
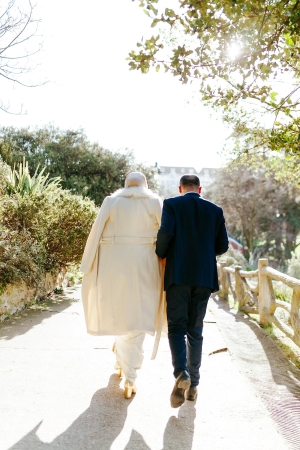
[43, 190, 98, 271]
[0, 160, 98, 293]
[217, 247, 249, 269]
[0, 228, 46, 295]
[0, 157, 10, 195]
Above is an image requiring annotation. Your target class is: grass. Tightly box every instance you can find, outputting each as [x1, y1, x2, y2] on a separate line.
[273, 281, 293, 303]
[225, 290, 300, 369]
[219, 285, 300, 369]
[227, 294, 239, 310]
[261, 323, 300, 370]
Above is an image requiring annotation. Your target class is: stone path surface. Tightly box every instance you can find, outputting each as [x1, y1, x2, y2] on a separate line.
[1, 285, 299, 450]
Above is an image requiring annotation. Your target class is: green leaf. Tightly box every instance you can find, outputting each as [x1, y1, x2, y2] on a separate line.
[151, 18, 159, 27]
[270, 92, 277, 101]
[285, 36, 294, 47]
[165, 8, 176, 17]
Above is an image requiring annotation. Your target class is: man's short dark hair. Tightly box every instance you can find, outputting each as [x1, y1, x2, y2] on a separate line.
[180, 174, 200, 187]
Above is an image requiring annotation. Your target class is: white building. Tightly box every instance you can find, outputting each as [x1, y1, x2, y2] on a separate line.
[158, 166, 217, 198]
[198, 167, 217, 190]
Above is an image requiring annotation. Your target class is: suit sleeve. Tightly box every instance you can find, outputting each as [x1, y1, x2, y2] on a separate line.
[155, 199, 175, 258]
[80, 197, 110, 274]
[215, 209, 229, 256]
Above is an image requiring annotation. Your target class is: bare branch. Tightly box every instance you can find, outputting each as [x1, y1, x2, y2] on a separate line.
[0, 0, 43, 113]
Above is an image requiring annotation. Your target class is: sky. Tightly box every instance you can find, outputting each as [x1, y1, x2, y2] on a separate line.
[0, 0, 231, 171]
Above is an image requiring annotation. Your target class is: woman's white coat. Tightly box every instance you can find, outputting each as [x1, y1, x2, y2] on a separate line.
[80, 186, 163, 336]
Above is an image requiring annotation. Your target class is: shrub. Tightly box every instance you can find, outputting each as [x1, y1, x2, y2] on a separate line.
[1, 192, 52, 243]
[0, 160, 98, 293]
[6, 158, 61, 197]
[43, 190, 98, 271]
[217, 247, 249, 269]
[0, 157, 10, 195]
[0, 228, 46, 295]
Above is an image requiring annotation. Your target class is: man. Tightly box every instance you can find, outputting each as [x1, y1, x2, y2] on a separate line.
[156, 174, 228, 408]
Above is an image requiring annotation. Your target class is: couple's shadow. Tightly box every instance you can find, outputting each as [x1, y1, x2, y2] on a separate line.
[10, 374, 196, 450]
[162, 400, 196, 450]
[10, 374, 141, 450]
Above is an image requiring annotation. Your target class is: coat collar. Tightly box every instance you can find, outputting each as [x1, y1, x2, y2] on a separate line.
[110, 186, 160, 199]
[183, 192, 201, 197]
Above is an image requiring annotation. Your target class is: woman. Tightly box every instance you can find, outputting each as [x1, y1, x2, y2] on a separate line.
[80, 172, 163, 398]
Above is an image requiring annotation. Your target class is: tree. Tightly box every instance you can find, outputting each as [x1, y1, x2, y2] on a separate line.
[0, 126, 159, 205]
[130, 1, 300, 155]
[206, 161, 300, 268]
[0, 0, 42, 113]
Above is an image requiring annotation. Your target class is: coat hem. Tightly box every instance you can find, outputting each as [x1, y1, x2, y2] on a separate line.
[86, 329, 155, 336]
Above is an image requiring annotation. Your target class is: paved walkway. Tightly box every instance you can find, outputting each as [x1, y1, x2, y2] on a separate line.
[1, 285, 300, 450]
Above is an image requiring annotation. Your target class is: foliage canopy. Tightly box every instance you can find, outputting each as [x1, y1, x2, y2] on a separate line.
[206, 160, 300, 268]
[0, 126, 159, 205]
[130, 0, 300, 156]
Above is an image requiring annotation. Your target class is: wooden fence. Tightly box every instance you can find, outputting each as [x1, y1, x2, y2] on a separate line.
[217, 258, 300, 347]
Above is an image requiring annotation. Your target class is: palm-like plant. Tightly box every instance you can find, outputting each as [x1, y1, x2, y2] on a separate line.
[6, 158, 61, 196]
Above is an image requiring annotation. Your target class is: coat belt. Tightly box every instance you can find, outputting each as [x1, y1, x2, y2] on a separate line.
[100, 236, 156, 245]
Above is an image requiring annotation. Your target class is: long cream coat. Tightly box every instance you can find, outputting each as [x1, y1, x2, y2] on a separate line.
[80, 186, 163, 336]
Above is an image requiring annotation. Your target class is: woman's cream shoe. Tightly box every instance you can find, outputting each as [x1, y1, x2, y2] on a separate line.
[114, 361, 124, 378]
[124, 380, 137, 399]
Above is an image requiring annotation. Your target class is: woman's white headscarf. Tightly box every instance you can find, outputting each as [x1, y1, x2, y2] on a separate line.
[125, 172, 148, 189]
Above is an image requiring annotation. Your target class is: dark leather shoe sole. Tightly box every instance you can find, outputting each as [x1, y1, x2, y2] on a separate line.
[170, 387, 186, 408]
[170, 371, 191, 408]
[186, 386, 198, 401]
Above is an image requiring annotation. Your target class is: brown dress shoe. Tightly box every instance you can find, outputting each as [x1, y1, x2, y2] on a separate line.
[186, 386, 198, 401]
[170, 370, 191, 408]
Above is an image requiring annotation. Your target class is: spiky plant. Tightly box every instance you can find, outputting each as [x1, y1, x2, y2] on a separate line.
[5, 158, 61, 196]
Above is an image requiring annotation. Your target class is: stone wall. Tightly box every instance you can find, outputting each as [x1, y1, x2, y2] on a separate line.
[0, 271, 69, 322]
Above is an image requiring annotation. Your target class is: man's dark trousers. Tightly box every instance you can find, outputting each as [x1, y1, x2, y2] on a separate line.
[166, 284, 212, 387]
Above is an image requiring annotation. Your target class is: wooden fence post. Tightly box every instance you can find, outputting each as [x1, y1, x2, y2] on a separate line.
[234, 266, 244, 309]
[290, 287, 300, 347]
[258, 258, 274, 327]
[219, 262, 228, 300]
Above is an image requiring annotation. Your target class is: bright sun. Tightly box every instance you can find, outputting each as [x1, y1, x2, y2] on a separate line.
[228, 43, 241, 60]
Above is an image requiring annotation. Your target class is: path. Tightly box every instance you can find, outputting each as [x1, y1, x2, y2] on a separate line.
[1, 285, 300, 450]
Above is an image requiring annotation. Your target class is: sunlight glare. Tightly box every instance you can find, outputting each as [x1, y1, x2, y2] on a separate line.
[228, 43, 241, 61]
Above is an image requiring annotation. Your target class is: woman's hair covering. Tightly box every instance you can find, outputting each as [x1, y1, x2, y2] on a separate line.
[125, 172, 148, 188]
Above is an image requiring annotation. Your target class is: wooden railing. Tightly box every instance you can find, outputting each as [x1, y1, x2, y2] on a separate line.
[217, 258, 300, 347]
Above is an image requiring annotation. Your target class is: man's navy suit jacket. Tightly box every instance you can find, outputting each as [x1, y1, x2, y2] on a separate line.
[156, 192, 229, 291]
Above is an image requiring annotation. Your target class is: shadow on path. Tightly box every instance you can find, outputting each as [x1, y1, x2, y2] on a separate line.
[212, 296, 300, 450]
[213, 296, 300, 396]
[162, 401, 196, 450]
[9, 375, 196, 450]
[0, 290, 79, 341]
[9, 374, 147, 450]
